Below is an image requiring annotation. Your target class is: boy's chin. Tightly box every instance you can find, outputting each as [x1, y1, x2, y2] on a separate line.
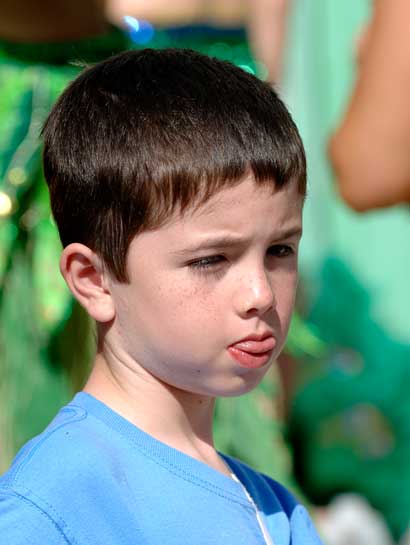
[215, 380, 267, 398]
[194, 372, 271, 399]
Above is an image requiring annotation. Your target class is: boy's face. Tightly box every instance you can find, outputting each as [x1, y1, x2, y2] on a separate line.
[108, 174, 303, 398]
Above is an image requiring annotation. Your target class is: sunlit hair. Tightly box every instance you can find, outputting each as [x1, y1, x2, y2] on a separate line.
[43, 48, 306, 282]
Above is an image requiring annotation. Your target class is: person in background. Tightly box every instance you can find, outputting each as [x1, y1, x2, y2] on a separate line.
[329, 0, 410, 211]
[106, 0, 290, 82]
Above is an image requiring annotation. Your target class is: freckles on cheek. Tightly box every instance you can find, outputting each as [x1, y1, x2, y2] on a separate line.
[193, 284, 221, 313]
[172, 284, 219, 324]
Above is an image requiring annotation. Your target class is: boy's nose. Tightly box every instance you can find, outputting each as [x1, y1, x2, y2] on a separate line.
[235, 269, 275, 318]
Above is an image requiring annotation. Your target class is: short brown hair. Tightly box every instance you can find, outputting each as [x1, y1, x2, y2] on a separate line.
[43, 48, 306, 282]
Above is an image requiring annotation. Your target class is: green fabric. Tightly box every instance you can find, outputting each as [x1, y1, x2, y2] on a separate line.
[283, 0, 410, 539]
[0, 29, 129, 471]
[0, 27, 129, 65]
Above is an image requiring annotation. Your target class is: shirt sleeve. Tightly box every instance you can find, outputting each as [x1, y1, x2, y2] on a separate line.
[0, 489, 70, 545]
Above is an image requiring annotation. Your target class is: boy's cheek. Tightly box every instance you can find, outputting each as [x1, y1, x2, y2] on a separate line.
[277, 280, 299, 322]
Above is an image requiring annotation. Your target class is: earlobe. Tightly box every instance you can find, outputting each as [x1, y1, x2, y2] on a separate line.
[60, 243, 115, 323]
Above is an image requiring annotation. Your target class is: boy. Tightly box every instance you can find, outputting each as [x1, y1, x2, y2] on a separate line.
[0, 48, 323, 544]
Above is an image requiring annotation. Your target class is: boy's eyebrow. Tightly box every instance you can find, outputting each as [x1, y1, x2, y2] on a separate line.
[172, 226, 303, 256]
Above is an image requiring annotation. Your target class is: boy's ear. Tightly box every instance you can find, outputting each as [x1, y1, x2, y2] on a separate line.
[60, 243, 115, 323]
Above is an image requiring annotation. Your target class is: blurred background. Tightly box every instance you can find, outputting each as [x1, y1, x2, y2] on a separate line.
[0, 1, 409, 544]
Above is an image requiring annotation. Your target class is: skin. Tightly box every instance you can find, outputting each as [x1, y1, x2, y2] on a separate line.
[246, 0, 290, 82]
[106, 0, 251, 27]
[329, 0, 410, 211]
[61, 174, 303, 475]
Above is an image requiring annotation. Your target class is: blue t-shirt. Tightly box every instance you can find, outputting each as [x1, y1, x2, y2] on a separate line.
[0, 393, 323, 544]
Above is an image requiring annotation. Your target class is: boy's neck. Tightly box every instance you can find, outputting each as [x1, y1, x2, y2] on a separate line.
[83, 353, 231, 476]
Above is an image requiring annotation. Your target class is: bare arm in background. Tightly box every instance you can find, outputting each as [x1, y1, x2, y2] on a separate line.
[246, 0, 290, 83]
[329, 0, 410, 211]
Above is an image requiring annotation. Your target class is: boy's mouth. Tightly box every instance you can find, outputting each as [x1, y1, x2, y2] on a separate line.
[227, 335, 276, 369]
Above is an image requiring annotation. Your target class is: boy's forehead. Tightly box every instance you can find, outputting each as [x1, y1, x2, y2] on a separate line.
[159, 176, 303, 236]
[184, 176, 302, 219]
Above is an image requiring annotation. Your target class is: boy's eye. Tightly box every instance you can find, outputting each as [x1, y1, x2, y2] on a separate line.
[188, 255, 225, 270]
[268, 244, 294, 258]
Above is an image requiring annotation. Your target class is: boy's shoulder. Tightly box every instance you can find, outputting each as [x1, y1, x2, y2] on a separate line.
[0, 397, 95, 543]
[0, 396, 107, 500]
[222, 454, 321, 543]
[0, 393, 148, 544]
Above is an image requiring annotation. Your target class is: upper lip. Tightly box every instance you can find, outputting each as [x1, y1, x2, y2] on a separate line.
[230, 331, 274, 345]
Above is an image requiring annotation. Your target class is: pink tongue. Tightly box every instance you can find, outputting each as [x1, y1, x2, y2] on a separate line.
[232, 337, 275, 354]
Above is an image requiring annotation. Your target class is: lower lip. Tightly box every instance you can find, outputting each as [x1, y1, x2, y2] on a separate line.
[227, 346, 274, 369]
